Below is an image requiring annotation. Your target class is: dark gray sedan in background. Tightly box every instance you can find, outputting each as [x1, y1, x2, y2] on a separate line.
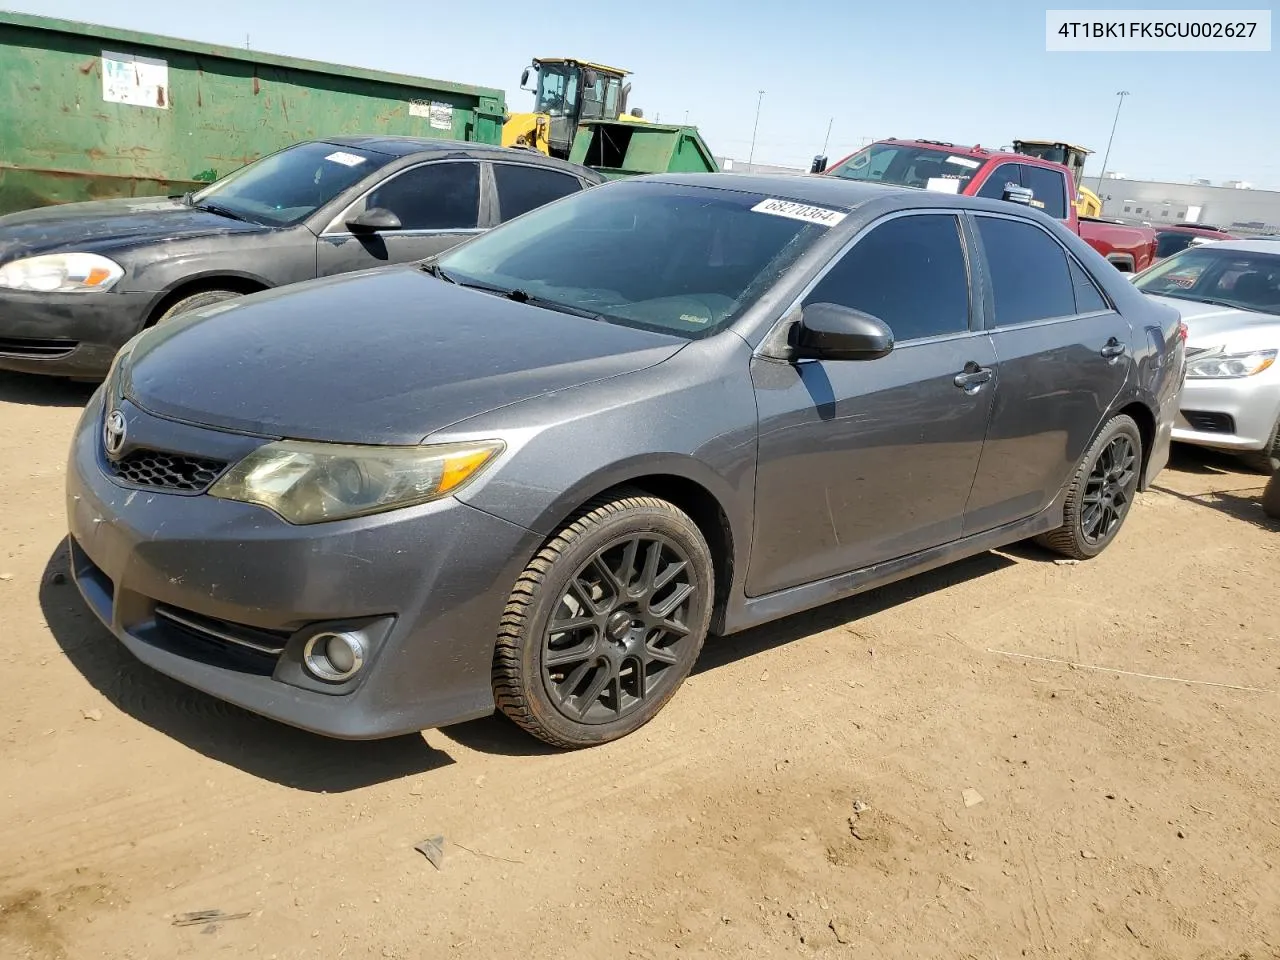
[0, 136, 602, 377]
[66, 174, 1184, 749]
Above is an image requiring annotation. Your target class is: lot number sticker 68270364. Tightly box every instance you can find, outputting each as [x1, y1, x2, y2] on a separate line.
[751, 198, 847, 227]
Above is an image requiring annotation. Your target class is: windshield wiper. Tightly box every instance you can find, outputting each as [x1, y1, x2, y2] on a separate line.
[193, 201, 250, 223]
[420, 262, 457, 284]
[497, 287, 606, 321]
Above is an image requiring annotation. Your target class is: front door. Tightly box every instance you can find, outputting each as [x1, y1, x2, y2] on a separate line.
[748, 212, 999, 597]
[961, 213, 1133, 533]
[317, 159, 484, 277]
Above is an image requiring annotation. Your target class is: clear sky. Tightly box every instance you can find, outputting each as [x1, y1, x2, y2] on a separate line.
[9, 0, 1278, 187]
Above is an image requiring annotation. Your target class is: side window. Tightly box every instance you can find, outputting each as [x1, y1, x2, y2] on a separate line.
[363, 161, 480, 230]
[975, 216, 1076, 326]
[1020, 165, 1069, 219]
[1069, 258, 1109, 313]
[493, 164, 583, 222]
[806, 214, 970, 341]
[976, 163, 1022, 200]
[604, 77, 621, 117]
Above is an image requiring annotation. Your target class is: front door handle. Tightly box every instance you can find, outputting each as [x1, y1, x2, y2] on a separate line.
[953, 363, 993, 393]
[1100, 337, 1126, 359]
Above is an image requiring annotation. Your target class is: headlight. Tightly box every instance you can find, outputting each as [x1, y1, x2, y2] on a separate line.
[209, 439, 504, 524]
[1185, 348, 1276, 379]
[0, 253, 124, 293]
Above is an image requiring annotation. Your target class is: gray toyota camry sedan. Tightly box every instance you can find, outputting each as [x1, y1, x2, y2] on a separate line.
[66, 173, 1185, 749]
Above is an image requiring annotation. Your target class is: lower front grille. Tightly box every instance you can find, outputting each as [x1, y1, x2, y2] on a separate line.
[0, 336, 78, 358]
[1182, 410, 1236, 434]
[105, 449, 227, 493]
[154, 605, 290, 674]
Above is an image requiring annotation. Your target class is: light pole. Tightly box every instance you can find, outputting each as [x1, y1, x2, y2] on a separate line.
[748, 90, 765, 167]
[1095, 90, 1129, 194]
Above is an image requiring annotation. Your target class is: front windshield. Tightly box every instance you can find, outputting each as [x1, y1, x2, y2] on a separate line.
[1135, 246, 1280, 315]
[191, 141, 388, 226]
[534, 63, 579, 117]
[826, 143, 984, 192]
[435, 181, 836, 339]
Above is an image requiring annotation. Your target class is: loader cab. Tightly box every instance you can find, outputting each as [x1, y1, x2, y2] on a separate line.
[522, 58, 630, 159]
[1013, 139, 1094, 212]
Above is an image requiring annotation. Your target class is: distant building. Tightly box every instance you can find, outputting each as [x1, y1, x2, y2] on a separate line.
[1096, 177, 1280, 235]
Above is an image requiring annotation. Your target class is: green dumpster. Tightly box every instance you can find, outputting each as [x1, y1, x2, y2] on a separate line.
[0, 12, 506, 215]
[567, 120, 719, 180]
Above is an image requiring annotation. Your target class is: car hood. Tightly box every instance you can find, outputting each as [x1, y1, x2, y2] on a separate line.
[1144, 294, 1280, 348]
[124, 267, 686, 444]
[0, 195, 269, 262]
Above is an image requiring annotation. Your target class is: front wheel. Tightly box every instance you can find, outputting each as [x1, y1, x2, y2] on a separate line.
[1037, 414, 1143, 560]
[1262, 470, 1280, 521]
[1237, 417, 1280, 474]
[492, 491, 714, 749]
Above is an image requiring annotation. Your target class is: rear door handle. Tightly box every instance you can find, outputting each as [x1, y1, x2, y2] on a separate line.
[953, 363, 993, 393]
[1100, 337, 1126, 359]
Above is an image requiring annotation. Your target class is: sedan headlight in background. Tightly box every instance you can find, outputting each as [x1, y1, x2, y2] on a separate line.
[0, 253, 124, 293]
[1185, 348, 1276, 379]
[209, 439, 505, 524]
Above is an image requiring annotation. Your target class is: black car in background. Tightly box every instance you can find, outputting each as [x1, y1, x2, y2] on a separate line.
[0, 137, 603, 377]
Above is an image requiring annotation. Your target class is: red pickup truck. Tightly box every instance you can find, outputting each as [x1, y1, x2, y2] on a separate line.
[815, 139, 1158, 272]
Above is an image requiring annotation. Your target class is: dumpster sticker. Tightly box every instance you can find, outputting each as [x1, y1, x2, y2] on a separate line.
[324, 151, 367, 167]
[102, 51, 169, 109]
[410, 100, 454, 131]
[750, 198, 846, 227]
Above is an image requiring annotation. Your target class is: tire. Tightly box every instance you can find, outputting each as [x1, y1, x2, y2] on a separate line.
[1237, 418, 1280, 474]
[1262, 470, 1280, 521]
[1036, 414, 1143, 560]
[493, 490, 714, 749]
[153, 288, 243, 324]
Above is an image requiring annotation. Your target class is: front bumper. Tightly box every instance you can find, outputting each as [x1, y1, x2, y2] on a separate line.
[1173, 370, 1280, 452]
[65, 390, 543, 739]
[0, 288, 154, 377]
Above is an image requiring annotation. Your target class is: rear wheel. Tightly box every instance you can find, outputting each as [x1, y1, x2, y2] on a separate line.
[1237, 417, 1280, 474]
[492, 491, 713, 749]
[154, 288, 243, 324]
[1037, 414, 1142, 560]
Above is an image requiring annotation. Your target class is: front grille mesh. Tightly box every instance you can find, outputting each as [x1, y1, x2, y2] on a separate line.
[105, 449, 227, 493]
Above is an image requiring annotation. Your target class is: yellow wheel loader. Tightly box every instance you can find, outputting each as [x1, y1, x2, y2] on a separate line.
[502, 58, 644, 160]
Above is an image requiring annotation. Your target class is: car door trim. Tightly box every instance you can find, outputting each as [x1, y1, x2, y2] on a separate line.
[754, 207, 985, 361]
[320, 157, 484, 237]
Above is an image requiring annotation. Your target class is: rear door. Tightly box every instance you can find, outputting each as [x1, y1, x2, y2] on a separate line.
[748, 211, 999, 596]
[490, 161, 587, 223]
[316, 159, 484, 276]
[961, 213, 1133, 533]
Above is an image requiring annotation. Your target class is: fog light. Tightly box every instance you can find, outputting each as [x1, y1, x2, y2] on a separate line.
[302, 631, 366, 682]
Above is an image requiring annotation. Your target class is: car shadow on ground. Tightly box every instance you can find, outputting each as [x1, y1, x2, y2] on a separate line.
[1150, 481, 1279, 531]
[446, 549, 1017, 757]
[39, 540, 454, 792]
[0, 371, 97, 408]
[1165, 443, 1255, 476]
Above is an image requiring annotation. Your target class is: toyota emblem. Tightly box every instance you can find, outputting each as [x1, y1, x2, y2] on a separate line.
[103, 409, 127, 459]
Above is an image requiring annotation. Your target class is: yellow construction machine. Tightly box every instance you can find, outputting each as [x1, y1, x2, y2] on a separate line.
[502, 57, 645, 160]
[1012, 139, 1104, 217]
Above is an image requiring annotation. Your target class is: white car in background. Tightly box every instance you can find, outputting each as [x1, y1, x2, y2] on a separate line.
[1133, 239, 1280, 472]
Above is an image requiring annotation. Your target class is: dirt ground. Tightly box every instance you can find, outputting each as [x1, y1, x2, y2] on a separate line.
[0, 371, 1277, 960]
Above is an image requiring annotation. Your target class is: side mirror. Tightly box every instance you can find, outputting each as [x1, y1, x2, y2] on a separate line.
[582, 68, 598, 89]
[794, 303, 894, 361]
[347, 207, 402, 232]
[520, 67, 531, 89]
[1002, 184, 1035, 205]
[810, 155, 829, 174]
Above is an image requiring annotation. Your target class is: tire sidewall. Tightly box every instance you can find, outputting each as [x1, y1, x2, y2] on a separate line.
[157, 289, 241, 324]
[517, 504, 714, 747]
[1070, 416, 1143, 557]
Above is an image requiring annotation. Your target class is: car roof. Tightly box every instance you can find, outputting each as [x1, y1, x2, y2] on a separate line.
[318, 136, 602, 179]
[638, 172, 913, 210]
[1191, 238, 1280, 254]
